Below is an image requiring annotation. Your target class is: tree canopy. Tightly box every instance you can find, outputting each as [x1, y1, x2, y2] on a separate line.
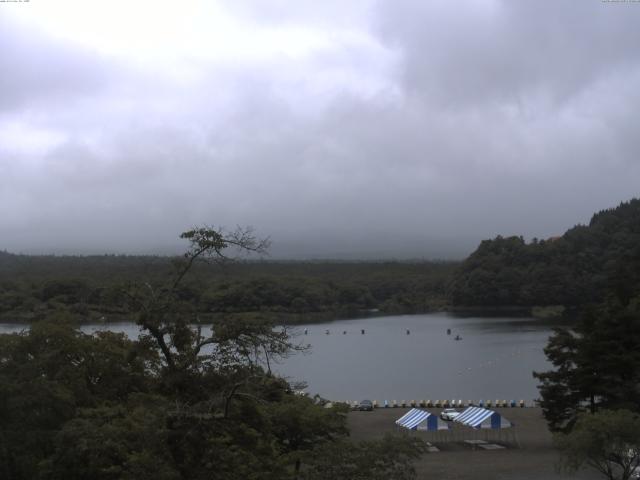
[555, 409, 640, 480]
[0, 226, 425, 479]
[534, 300, 640, 432]
[0, 253, 454, 324]
[450, 198, 640, 308]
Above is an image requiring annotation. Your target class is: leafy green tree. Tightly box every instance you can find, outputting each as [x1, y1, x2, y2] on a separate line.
[0, 312, 155, 480]
[300, 434, 426, 480]
[266, 395, 349, 475]
[556, 409, 640, 480]
[534, 300, 640, 431]
[450, 198, 640, 309]
[122, 226, 270, 376]
[0, 227, 430, 479]
[41, 397, 180, 480]
[114, 226, 357, 478]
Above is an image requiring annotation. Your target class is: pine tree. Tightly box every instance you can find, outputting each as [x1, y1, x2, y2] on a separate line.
[534, 299, 640, 431]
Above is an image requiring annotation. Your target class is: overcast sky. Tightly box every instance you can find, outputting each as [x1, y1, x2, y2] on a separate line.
[1, 0, 639, 259]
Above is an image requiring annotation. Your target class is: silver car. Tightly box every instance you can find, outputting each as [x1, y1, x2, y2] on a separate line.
[440, 408, 460, 421]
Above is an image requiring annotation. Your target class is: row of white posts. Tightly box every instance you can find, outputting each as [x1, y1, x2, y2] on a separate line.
[345, 399, 531, 409]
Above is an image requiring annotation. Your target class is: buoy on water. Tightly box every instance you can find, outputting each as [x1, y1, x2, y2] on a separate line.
[361, 329, 365, 335]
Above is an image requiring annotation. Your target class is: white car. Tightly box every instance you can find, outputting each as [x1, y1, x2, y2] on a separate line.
[440, 408, 460, 421]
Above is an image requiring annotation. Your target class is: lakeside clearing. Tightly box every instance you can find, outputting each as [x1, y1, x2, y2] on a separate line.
[348, 407, 600, 480]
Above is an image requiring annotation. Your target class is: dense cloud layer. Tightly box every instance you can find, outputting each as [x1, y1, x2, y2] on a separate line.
[1, 0, 639, 258]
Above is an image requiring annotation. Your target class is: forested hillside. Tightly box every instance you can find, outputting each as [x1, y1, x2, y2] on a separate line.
[449, 198, 640, 308]
[0, 254, 455, 323]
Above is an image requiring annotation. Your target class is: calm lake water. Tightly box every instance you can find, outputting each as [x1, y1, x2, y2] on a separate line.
[0, 313, 557, 402]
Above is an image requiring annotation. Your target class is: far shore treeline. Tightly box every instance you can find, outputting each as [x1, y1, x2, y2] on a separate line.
[1, 198, 639, 324]
[0, 255, 455, 324]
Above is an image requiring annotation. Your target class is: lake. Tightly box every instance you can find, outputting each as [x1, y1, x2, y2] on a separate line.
[0, 313, 557, 402]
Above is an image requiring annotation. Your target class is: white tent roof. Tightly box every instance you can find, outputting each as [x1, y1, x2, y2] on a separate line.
[396, 408, 430, 429]
[454, 406, 512, 429]
[395, 408, 449, 431]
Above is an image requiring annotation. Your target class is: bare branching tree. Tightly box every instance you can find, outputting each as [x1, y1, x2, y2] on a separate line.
[119, 225, 314, 421]
[122, 226, 273, 372]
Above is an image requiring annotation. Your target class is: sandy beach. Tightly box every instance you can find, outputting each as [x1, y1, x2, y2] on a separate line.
[347, 407, 601, 480]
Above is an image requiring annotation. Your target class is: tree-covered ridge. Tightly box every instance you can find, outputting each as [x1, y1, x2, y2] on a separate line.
[450, 198, 640, 308]
[0, 255, 455, 323]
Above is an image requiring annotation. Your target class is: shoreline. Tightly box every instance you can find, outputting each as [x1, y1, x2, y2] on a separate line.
[0, 308, 409, 326]
[0, 305, 570, 326]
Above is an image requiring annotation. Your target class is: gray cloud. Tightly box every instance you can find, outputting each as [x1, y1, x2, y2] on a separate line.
[1, 1, 639, 258]
[0, 15, 112, 112]
[376, 0, 640, 108]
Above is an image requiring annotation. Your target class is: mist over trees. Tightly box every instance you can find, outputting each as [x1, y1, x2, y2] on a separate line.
[2, 198, 639, 326]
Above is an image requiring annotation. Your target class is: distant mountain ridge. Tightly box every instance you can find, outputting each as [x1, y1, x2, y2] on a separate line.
[449, 198, 640, 308]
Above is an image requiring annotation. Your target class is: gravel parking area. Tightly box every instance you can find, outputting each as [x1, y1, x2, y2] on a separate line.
[347, 407, 601, 480]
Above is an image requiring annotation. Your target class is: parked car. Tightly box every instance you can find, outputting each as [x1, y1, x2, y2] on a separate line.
[358, 400, 373, 411]
[440, 408, 460, 421]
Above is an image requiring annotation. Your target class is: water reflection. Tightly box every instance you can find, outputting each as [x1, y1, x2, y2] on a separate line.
[277, 313, 556, 402]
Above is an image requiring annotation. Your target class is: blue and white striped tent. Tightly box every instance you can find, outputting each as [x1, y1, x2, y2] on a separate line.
[453, 406, 512, 429]
[395, 408, 449, 431]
